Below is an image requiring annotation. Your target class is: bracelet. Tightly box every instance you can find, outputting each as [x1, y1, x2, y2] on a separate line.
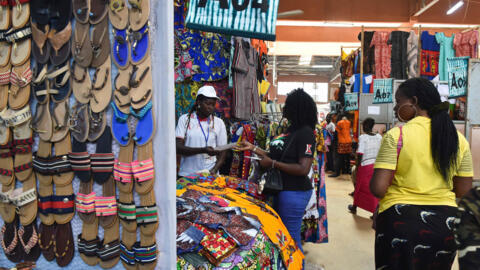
[271, 160, 276, 169]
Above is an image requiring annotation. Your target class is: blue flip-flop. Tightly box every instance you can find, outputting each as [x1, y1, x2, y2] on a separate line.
[130, 23, 149, 65]
[130, 101, 153, 146]
[112, 28, 129, 69]
[111, 102, 130, 146]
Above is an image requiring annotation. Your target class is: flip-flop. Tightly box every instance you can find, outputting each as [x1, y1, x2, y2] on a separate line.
[90, 17, 110, 68]
[76, 179, 95, 224]
[52, 133, 74, 186]
[73, 0, 89, 24]
[91, 127, 114, 184]
[47, 0, 72, 66]
[78, 218, 100, 266]
[129, 59, 152, 110]
[113, 65, 133, 114]
[18, 221, 41, 262]
[71, 61, 91, 104]
[31, 97, 53, 142]
[69, 135, 91, 182]
[0, 62, 9, 111]
[54, 222, 74, 267]
[131, 101, 154, 146]
[0, 41, 11, 66]
[95, 176, 118, 229]
[128, 0, 149, 31]
[88, 109, 106, 142]
[112, 28, 129, 69]
[109, 0, 128, 30]
[38, 223, 55, 261]
[129, 23, 149, 65]
[8, 60, 32, 109]
[89, 0, 108, 24]
[31, 22, 50, 64]
[50, 99, 69, 142]
[69, 103, 89, 143]
[133, 142, 154, 195]
[46, 62, 71, 103]
[11, 2, 30, 29]
[1, 215, 23, 262]
[52, 182, 75, 225]
[10, 174, 37, 226]
[30, 0, 50, 25]
[98, 217, 120, 268]
[31, 62, 52, 104]
[71, 22, 92, 68]
[90, 56, 112, 113]
[111, 102, 130, 146]
[0, 181, 15, 223]
[8, 25, 32, 67]
[0, 3, 11, 30]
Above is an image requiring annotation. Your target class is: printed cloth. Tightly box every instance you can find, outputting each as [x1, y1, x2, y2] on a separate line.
[358, 31, 376, 75]
[389, 31, 410, 79]
[454, 30, 478, 58]
[420, 31, 440, 80]
[407, 31, 418, 78]
[370, 31, 392, 79]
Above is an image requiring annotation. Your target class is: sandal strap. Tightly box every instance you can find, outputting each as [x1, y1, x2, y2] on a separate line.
[91, 153, 114, 173]
[120, 242, 136, 265]
[136, 204, 158, 225]
[130, 25, 149, 56]
[68, 152, 91, 172]
[4, 25, 32, 43]
[13, 137, 33, 146]
[47, 22, 72, 53]
[13, 138, 33, 154]
[71, 62, 87, 83]
[133, 242, 157, 264]
[0, 189, 11, 203]
[0, 70, 11, 85]
[95, 196, 117, 216]
[10, 66, 32, 88]
[111, 102, 129, 122]
[129, 65, 149, 88]
[18, 225, 38, 254]
[14, 161, 32, 173]
[9, 188, 36, 207]
[114, 160, 133, 183]
[46, 64, 70, 89]
[110, 0, 125, 12]
[0, 167, 12, 176]
[77, 235, 100, 257]
[130, 101, 152, 119]
[33, 154, 71, 175]
[130, 89, 151, 105]
[8, 0, 30, 6]
[0, 106, 32, 127]
[91, 67, 110, 91]
[38, 194, 75, 215]
[31, 23, 50, 50]
[97, 239, 120, 261]
[32, 64, 48, 85]
[75, 192, 96, 213]
[131, 158, 154, 183]
[118, 201, 136, 221]
[0, 225, 18, 254]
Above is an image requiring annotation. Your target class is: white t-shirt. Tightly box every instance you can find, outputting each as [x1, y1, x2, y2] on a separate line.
[357, 133, 383, 166]
[175, 112, 227, 176]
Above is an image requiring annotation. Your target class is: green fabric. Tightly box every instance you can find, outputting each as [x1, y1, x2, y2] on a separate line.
[435, 32, 456, 81]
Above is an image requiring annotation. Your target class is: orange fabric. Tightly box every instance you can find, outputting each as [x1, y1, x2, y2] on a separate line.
[353, 111, 359, 141]
[336, 119, 352, 144]
[251, 39, 268, 57]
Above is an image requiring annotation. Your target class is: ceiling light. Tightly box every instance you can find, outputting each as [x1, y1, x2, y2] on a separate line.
[412, 23, 477, 28]
[298, 55, 312, 66]
[311, 65, 333, 68]
[413, 0, 440, 17]
[276, 20, 402, 28]
[447, 0, 464, 15]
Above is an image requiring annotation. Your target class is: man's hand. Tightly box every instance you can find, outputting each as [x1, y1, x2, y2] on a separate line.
[204, 147, 217, 156]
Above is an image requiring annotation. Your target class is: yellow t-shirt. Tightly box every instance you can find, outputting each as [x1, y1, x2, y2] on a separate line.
[374, 116, 474, 213]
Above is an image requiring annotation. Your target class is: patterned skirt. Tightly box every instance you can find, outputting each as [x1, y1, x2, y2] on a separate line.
[337, 143, 352, 154]
[375, 204, 458, 270]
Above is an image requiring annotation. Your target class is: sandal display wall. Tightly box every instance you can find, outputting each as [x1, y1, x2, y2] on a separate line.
[0, 0, 177, 269]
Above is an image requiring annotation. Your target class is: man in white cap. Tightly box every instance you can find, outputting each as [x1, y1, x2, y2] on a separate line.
[175, 85, 228, 177]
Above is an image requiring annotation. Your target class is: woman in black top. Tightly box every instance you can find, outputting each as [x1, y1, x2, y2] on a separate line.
[236, 88, 317, 260]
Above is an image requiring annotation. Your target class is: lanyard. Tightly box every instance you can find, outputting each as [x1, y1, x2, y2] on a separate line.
[197, 116, 210, 147]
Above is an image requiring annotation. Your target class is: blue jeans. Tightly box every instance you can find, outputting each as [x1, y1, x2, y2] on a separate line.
[274, 189, 313, 253]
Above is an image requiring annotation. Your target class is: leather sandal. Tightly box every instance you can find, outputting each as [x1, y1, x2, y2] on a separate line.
[0, 215, 23, 262]
[91, 127, 114, 185]
[71, 21, 92, 68]
[134, 242, 157, 269]
[78, 218, 99, 266]
[87, 107, 106, 142]
[18, 221, 41, 262]
[0, 126, 14, 186]
[32, 62, 52, 104]
[11, 0, 30, 29]
[0, 2, 11, 30]
[131, 101, 154, 146]
[112, 27, 129, 69]
[54, 221, 74, 267]
[113, 65, 134, 114]
[90, 56, 112, 113]
[31, 96, 53, 142]
[37, 177, 54, 226]
[89, 0, 108, 25]
[7, 24, 32, 67]
[73, 0, 89, 24]
[10, 174, 37, 226]
[38, 223, 55, 261]
[71, 61, 91, 104]
[0, 40, 11, 67]
[8, 60, 32, 109]
[133, 142, 154, 195]
[129, 58, 152, 110]
[120, 238, 136, 269]
[50, 99, 69, 142]
[114, 142, 134, 195]
[31, 22, 50, 64]
[129, 23, 149, 65]
[47, 0, 72, 66]
[109, 0, 128, 30]
[76, 179, 95, 224]
[46, 62, 71, 103]
[69, 135, 91, 181]
[128, 0, 149, 31]
[69, 103, 89, 143]
[0, 62, 8, 111]
[98, 218, 120, 268]
[90, 17, 110, 68]
[52, 133, 74, 186]
[52, 184, 75, 225]
[111, 101, 130, 146]
[12, 137, 34, 182]
[0, 181, 15, 223]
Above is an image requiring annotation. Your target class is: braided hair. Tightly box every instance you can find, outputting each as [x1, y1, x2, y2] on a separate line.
[183, 95, 215, 139]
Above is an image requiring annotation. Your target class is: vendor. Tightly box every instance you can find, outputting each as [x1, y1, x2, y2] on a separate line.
[175, 86, 228, 177]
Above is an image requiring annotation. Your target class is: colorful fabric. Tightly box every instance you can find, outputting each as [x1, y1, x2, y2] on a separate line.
[131, 159, 154, 183]
[336, 119, 352, 144]
[195, 224, 238, 266]
[370, 31, 392, 79]
[90, 153, 115, 173]
[133, 242, 157, 264]
[175, 81, 201, 121]
[407, 31, 418, 78]
[118, 202, 136, 221]
[337, 143, 352, 154]
[353, 164, 379, 213]
[454, 30, 478, 58]
[76, 192, 96, 213]
[435, 33, 456, 81]
[68, 152, 91, 171]
[94, 196, 117, 216]
[114, 160, 133, 183]
[37, 195, 75, 215]
[120, 242, 136, 265]
[136, 204, 158, 225]
[420, 31, 440, 80]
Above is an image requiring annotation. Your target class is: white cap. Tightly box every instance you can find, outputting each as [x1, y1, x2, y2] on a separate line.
[197, 85, 219, 100]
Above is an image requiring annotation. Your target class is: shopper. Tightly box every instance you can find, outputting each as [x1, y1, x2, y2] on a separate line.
[235, 88, 317, 259]
[370, 78, 473, 270]
[348, 118, 382, 215]
[175, 85, 228, 177]
[325, 114, 336, 172]
[330, 114, 352, 177]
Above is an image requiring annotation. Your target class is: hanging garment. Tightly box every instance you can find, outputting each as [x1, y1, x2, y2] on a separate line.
[175, 81, 202, 121]
[435, 32, 456, 81]
[454, 30, 478, 58]
[358, 31, 376, 75]
[349, 74, 373, 93]
[204, 79, 232, 119]
[389, 31, 410, 79]
[370, 31, 392, 79]
[420, 31, 440, 80]
[407, 31, 418, 78]
[232, 38, 261, 120]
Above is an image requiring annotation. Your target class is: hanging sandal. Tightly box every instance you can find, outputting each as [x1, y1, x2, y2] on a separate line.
[69, 135, 91, 182]
[32, 62, 54, 104]
[76, 180, 96, 223]
[91, 127, 114, 184]
[0, 182, 15, 223]
[98, 217, 120, 268]
[133, 143, 154, 195]
[113, 65, 134, 114]
[54, 221, 74, 267]
[0, 215, 23, 262]
[131, 101, 154, 146]
[37, 177, 54, 226]
[90, 18, 110, 68]
[8, 60, 32, 110]
[71, 61, 91, 104]
[0, 62, 9, 111]
[89, 0, 108, 25]
[0, 1, 11, 31]
[50, 99, 70, 142]
[129, 23, 149, 65]
[69, 103, 89, 143]
[31, 97, 53, 142]
[111, 101, 130, 146]
[128, 0, 149, 31]
[89, 57, 112, 113]
[52, 133, 74, 186]
[87, 107, 106, 142]
[38, 223, 55, 261]
[109, 0, 128, 30]
[71, 21, 92, 68]
[46, 62, 71, 103]
[47, 0, 72, 66]
[129, 59, 152, 110]
[112, 27, 129, 69]
[10, 0, 30, 29]
[18, 222, 41, 261]
[73, 0, 89, 24]
[0, 129, 14, 186]
[78, 217, 100, 266]
[9, 176, 37, 226]
[31, 22, 50, 64]
[7, 24, 32, 67]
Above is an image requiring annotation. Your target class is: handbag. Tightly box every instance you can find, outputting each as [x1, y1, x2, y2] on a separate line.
[260, 133, 297, 194]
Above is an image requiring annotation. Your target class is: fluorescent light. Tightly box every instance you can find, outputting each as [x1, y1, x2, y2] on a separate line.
[298, 55, 312, 66]
[277, 10, 304, 19]
[311, 65, 333, 68]
[447, 0, 464, 15]
[413, 0, 439, 17]
[276, 20, 402, 28]
[413, 23, 477, 28]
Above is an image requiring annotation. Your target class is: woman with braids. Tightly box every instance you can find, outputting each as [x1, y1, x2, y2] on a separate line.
[370, 78, 473, 270]
[175, 86, 228, 177]
[236, 88, 317, 262]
